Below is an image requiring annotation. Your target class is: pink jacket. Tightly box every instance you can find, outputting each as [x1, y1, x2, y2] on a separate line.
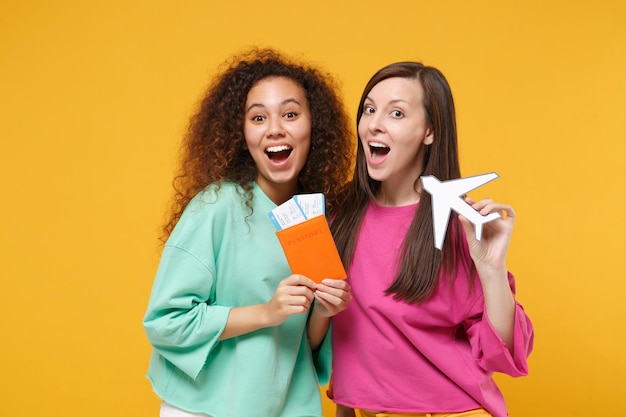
[331, 202, 533, 417]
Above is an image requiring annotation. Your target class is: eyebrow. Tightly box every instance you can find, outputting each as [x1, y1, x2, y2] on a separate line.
[246, 98, 302, 114]
[365, 96, 409, 106]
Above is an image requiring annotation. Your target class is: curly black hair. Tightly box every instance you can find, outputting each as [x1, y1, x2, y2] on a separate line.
[161, 47, 354, 242]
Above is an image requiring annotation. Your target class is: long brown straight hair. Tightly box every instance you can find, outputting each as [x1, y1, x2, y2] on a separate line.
[331, 62, 473, 303]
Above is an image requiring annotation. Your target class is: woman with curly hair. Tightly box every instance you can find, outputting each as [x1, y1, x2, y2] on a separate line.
[143, 48, 354, 417]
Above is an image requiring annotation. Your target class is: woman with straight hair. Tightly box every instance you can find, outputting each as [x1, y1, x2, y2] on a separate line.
[329, 62, 534, 417]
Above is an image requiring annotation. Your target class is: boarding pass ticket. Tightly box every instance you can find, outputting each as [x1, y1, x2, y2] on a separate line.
[269, 193, 325, 230]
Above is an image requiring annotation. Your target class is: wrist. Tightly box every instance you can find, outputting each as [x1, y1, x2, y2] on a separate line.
[310, 300, 331, 320]
[257, 303, 277, 328]
[476, 264, 508, 283]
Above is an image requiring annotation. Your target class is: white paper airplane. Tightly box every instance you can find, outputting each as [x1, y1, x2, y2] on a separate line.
[421, 173, 501, 250]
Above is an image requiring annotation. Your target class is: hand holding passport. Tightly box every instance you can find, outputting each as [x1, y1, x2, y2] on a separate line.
[269, 194, 347, 284]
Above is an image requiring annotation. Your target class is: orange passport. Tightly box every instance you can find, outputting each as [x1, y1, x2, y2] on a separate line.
[275, 214, 347, 284]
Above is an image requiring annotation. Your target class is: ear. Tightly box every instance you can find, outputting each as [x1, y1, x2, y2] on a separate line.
[424, 126, 435, 145]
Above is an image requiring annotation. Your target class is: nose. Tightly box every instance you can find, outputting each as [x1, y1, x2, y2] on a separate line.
[266, 117, 285, 138]
[366, 112, 385, 134]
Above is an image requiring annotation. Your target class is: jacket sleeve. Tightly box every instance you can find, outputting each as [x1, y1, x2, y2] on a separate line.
[464, 272, 534, 377]
[143, 244, 231, 380]
[312, 322, 333, 386]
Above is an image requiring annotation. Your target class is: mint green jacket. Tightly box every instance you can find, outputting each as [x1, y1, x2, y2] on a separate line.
[143, 182, 331, 417]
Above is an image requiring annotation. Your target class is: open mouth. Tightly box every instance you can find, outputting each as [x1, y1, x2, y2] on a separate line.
[369, 142, 390, 159]
[265, 145, 293, 163]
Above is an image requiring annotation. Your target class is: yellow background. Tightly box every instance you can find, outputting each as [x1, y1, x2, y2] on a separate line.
[1, 0, 625, 415]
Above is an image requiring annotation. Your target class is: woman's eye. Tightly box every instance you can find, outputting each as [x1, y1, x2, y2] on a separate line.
[363, 105, 375, 114]
[284, 111, 297, 119]
[252, 115, 265, 122]
[391, 110, 404, 118]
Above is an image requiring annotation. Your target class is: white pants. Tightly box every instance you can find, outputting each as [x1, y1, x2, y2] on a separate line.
[160, 401, 212, 417]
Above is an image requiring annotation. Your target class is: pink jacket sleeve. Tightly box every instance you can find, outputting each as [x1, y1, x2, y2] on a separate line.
[464, 272, 534, 377]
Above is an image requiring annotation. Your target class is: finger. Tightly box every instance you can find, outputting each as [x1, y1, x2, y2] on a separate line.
[316, 283, 352, 302]
[276, 283, 315, 305]
[320, 278, 350, 288]
[503, 204, 515, 219]
[315, 287, 352, 304]
[314, 291, 341, 307]
[312, 294, 334, 313]
[284, 303, 310, 315]
[479, 202, 515, 218]
[469, 198, 494, 212]
[287, 274, 317, 290]
[286, 293, 313, 308]
[289, 287, 315, 303]
[318, 279, 351, 293]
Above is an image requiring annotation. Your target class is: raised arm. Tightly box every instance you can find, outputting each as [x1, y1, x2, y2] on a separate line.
[459, 198, 516, 351]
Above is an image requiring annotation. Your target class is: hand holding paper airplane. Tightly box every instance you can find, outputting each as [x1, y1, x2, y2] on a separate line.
[421, 173, 501, 250]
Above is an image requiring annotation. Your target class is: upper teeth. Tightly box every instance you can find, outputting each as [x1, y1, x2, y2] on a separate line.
[266, 145, 291, 153]
[370, 142, 388, 148]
